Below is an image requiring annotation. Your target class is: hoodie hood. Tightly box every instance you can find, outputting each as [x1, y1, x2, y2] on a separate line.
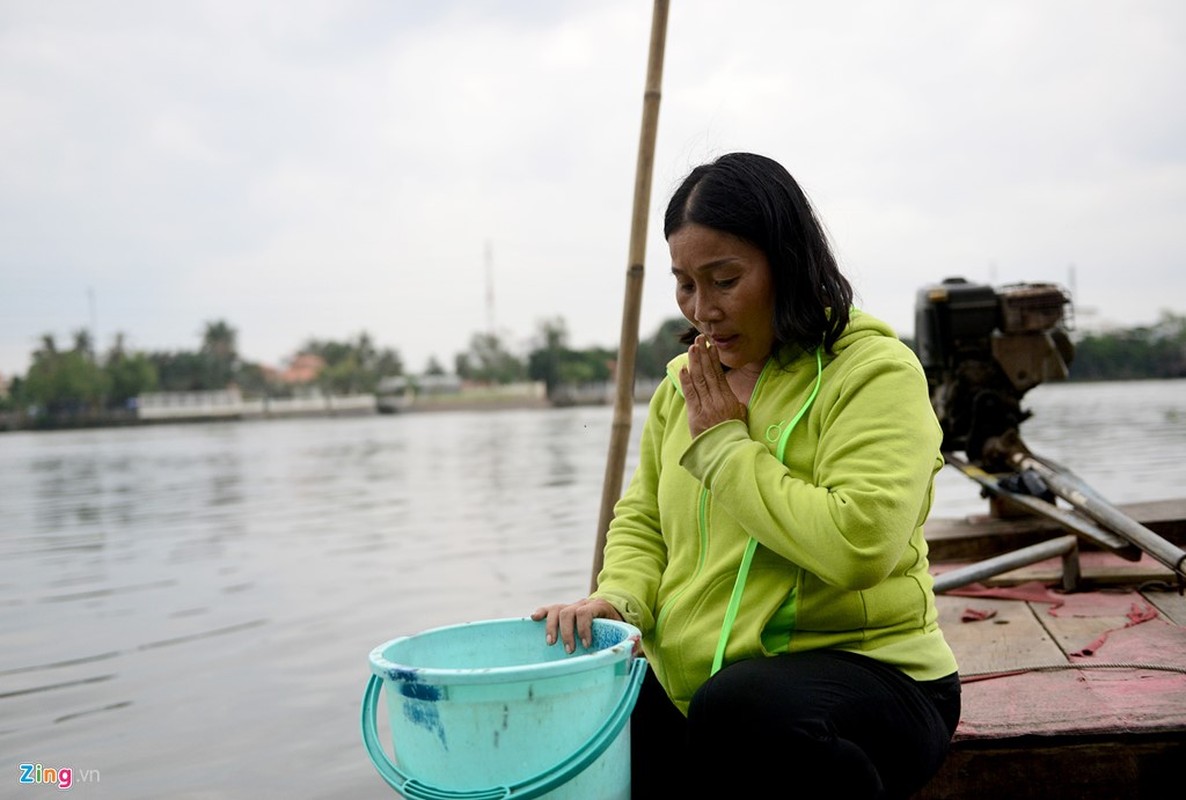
[829, 308, 899, 355]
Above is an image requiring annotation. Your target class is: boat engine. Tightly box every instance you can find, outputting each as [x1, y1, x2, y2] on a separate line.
[915, 277, 1074, 470]
[916, 277, 1186, 587]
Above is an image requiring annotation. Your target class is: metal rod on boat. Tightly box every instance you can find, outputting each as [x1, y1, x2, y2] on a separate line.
[944, 453, 1141, 560]
[933, 535, 1079, 593]
[591, 0, 670, 593]
[1013, 454, 1186, 580]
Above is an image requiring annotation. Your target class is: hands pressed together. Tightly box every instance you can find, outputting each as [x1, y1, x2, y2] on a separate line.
[678, 335, 748, 438]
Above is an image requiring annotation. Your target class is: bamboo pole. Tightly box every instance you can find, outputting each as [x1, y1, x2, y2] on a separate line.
[591, 0, 670, 593]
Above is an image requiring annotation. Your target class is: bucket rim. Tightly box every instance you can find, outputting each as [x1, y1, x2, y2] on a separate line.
[368, 616, 640, 686]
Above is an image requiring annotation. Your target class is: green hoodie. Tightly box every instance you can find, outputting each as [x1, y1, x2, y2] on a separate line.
[591, 310, 958, 714]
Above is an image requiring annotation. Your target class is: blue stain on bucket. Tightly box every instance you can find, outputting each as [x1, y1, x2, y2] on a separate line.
[403, 698, 447, 749]
[361, 617, 647, 799]
[395, 678, 443, 702]
[386, 667, 418, 683]
[385, 668, 447, 747]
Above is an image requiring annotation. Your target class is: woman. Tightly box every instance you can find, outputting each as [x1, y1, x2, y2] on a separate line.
[533, 152, 960, 798]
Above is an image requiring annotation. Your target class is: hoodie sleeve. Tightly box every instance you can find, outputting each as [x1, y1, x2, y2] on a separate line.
[679, 351, 942, 591]
[588, 385, 673, 634]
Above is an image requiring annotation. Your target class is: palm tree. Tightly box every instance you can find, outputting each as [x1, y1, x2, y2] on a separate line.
[200, 320, 239, 389]
[201, 320, 238, 361]
[36, 333, 58, 359]
[72, 328, 95, 360]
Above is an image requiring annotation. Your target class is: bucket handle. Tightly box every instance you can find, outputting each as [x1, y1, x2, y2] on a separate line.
[361, 657, 647, 800]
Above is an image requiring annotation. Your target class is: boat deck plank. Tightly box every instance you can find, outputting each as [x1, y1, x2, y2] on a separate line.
[1145, 589, 1186, 624]
[936, 596, 1063, 676]
[1037, 590, 1143, 657]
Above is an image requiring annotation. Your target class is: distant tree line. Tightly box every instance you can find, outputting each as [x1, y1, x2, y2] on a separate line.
[12, 310, 1174, 429]
[454, 316, 687, 394]
[0, 316, 690, 429]
[522, 316, 686, 395]
[302, 333, 404, 395]
[1066, 312, 1186, 380]
[0, 320, 407, 428]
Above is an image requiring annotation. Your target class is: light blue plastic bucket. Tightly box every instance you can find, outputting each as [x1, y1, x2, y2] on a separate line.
[361, 617, 646, 800]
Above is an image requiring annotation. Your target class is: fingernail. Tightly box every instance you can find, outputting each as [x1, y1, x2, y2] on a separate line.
[546, 634, 554, 645]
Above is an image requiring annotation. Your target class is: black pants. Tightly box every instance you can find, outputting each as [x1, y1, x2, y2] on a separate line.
[630, 651, 961, 799]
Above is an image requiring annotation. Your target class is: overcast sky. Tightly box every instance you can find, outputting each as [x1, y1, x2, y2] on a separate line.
[2, 0, 1183, 380]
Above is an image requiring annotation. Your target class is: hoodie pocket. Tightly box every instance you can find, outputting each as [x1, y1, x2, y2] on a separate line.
[653, 571, 737, 706]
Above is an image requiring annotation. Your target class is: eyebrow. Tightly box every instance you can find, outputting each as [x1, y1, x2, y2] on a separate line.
[670, 258, 740, 276]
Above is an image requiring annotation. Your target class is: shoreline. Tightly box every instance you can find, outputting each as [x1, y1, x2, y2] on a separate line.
[0, 396, 602, 433]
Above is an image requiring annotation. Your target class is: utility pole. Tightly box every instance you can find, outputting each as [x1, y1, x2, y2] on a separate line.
[485, 240, 496, 335]
[87, 286, 97, 359]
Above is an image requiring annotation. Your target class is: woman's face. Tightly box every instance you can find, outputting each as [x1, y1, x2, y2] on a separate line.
[668, 223, 776, 373]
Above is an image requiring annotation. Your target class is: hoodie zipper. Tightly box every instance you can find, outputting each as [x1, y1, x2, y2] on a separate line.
[711, 347, 823, 672]
[652, 357, 776, 640]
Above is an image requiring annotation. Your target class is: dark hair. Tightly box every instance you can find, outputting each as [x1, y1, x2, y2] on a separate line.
[664, 152, 853, 354]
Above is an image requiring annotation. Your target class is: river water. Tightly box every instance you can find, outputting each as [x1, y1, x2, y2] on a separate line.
[1, 379, 1183, 798]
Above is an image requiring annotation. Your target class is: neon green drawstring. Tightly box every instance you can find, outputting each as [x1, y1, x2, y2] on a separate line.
[710, 346, 823, 676]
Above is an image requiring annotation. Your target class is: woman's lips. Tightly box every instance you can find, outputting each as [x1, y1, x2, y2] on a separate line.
[710, 334, 738, 349]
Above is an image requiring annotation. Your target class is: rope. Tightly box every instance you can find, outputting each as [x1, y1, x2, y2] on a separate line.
[960, 660, 1186, 683]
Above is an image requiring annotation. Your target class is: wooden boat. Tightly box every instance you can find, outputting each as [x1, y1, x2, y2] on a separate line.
[915, 498, 1186, 800]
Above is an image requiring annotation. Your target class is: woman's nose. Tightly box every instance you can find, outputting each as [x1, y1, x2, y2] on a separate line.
[694, 292, 722, 323]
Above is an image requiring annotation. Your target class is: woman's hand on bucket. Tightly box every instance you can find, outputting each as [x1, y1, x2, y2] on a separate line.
[531, 599, 623, 654]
